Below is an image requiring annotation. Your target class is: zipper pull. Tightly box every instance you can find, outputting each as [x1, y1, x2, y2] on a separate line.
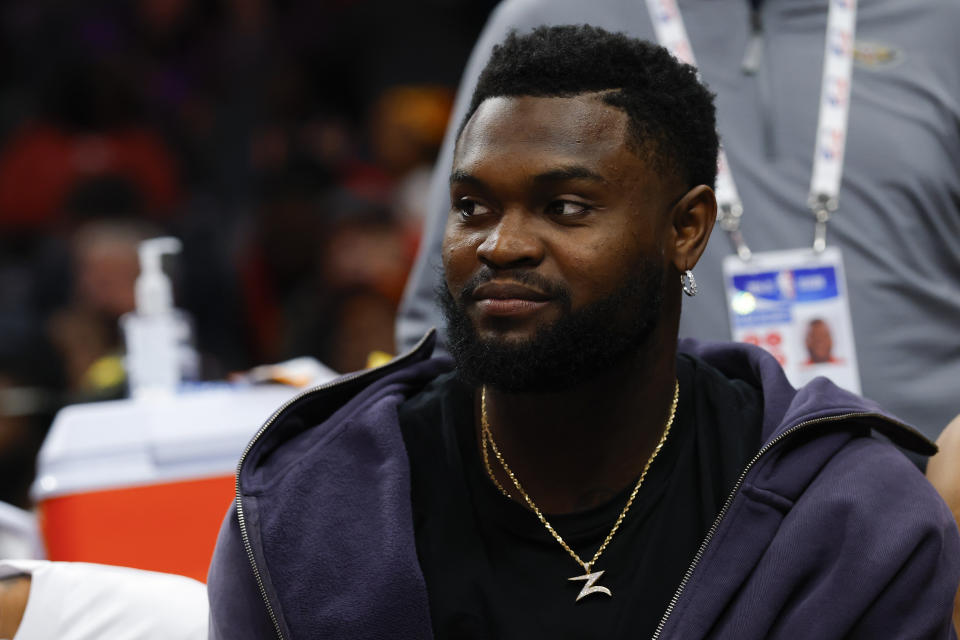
[741, 8, 764, 75]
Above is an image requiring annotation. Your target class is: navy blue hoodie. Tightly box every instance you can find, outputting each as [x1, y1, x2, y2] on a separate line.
[207, 332, 959, 639]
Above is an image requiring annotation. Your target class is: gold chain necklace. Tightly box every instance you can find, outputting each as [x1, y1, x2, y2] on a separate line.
[480, 380, 679, 602]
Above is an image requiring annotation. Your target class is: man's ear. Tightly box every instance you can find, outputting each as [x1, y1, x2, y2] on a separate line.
[670, 184, 716, 272]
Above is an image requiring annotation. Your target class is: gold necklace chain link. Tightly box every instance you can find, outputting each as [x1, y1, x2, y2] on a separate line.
[481, 425, 514, 499]
[480, 380, 679, 574]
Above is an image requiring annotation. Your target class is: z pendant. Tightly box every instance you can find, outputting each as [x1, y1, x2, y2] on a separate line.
[569, 569, 612, 602]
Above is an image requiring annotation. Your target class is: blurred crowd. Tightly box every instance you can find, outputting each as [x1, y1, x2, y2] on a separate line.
[0, 0, 499, 508]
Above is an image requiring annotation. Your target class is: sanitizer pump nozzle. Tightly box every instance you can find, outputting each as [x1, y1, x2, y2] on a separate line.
[122, 237, 197, 399]
[135, 237, 181, 317]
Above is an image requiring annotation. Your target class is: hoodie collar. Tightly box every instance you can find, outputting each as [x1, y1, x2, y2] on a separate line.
[678, 338, 936, 455]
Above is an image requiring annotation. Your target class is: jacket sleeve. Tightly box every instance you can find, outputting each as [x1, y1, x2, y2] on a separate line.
[758, 437, 960, 639]
[843, 454, 960, 640]
[660, 433, 960, 639]
[206, 501, 283, 640]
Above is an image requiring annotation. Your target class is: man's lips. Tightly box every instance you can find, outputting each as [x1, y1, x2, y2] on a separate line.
[470, 281, 553, 317]
[471, 281, 552, 301]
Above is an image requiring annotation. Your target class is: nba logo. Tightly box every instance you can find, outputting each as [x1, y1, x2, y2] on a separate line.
[826, 77, 848, 107]
[829, 28, 851, 57]
[654, 0, 677, 22]
[777, 271, 796, 301]
[820, 128, 844, 161]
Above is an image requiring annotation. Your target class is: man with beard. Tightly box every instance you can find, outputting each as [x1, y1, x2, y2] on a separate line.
[397, 0, 960, 447]
[206, 26, 959, 639]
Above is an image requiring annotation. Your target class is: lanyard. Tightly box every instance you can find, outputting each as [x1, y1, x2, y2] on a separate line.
[644, 0, 857, 256]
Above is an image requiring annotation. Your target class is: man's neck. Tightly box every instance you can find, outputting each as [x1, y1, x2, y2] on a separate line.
[478, 328, 679, 515]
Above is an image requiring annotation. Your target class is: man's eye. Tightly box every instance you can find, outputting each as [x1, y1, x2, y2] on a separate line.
[454, 199, 490, 218]
[545, 200, 590, 217]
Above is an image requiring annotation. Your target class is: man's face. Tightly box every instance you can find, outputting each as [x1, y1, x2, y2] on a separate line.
[441, 95, 681, 391]
[806, 320, 834, 363]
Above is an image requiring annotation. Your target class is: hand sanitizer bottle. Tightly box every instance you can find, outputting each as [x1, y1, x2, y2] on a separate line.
[120, 237, 198, 399]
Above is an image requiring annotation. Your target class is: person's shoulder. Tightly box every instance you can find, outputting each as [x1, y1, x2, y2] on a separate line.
[796, 430, 957, 548]
[912, 0, 960, 17]
[656, 404, 960, 637]
[800, 434, 960, 607]
[398, 370, 464, 415]
[868, 0, 960, 62]
[287, 330, 451, 426]
[398, 369, 467, 441]
[708, 432, 960, 638]
[239, 334, 452, 486]
[832, 431, 948, 502]
[678, 350, 763, 411]
[678, 349, 765, 441]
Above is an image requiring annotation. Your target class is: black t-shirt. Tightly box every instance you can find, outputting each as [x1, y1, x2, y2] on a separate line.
[399, 354, 763, 639]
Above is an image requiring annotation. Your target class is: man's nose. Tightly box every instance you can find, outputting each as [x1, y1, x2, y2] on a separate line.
[476, 210, 545, 269]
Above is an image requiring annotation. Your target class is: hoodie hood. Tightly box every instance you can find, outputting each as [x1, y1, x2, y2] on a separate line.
[678, 338, 935, 456]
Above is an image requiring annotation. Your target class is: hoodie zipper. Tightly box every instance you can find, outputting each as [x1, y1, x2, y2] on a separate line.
[651, 410, 923, 639]
[233, 332, 435, 640]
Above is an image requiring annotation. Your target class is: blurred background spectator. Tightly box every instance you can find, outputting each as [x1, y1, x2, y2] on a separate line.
[0, 0, 499, 506]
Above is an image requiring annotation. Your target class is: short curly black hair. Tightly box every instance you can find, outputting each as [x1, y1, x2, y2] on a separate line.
[460, 25, 718, 189]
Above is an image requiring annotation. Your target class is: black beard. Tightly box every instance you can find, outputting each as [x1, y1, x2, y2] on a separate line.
[438, 263, 665, 393]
